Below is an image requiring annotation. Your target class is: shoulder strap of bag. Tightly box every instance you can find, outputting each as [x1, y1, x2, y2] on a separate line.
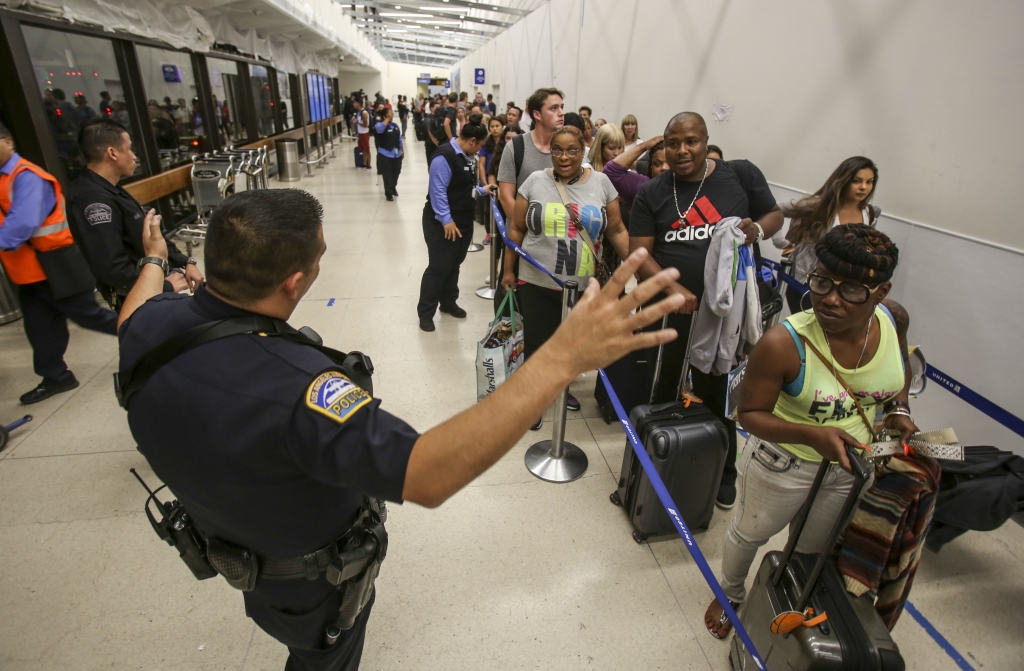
[513, 134, 525, 181]
[797, 333, 876, 439]
[547, 168, 599, 263]
[116, 316, 373, 409]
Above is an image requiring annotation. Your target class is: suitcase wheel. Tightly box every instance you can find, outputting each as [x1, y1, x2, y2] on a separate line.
[632, 530, 647, 544]
[609, 491, 621, 507]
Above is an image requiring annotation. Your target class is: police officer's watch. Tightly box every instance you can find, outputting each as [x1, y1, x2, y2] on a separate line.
[185, 257, 198, 266]
[138, 256, 169, 276]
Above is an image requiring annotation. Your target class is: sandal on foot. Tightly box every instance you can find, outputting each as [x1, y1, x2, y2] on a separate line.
[704, 597, 740, 640]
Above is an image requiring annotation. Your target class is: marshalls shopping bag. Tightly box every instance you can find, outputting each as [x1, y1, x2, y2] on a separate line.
[476, 291, 524, 402]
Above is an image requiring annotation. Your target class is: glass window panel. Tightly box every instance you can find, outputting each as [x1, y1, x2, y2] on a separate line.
[207, 57, 245, 146]
[250, 64, 274, 138]
[22, 25, 149, 180]
[135, 45, 204, 170]
[276, 70, 294, 129]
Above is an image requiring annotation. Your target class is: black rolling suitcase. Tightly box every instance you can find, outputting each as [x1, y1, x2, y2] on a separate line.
[610, 314, 729, 542]
[354, 146, 364, 168]
[594, 348, 649, 425]
[730, 446, 905, 671]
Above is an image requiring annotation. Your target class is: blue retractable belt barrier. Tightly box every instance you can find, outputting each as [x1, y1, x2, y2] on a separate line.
[924, 365, 1024, 439]
[477, 186, 565, 288]
[597, 369, 767, 670]
[760, 258, 1024, 439]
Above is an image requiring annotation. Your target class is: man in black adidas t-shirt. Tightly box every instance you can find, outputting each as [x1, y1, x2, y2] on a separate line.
[629, 111, 783, 508]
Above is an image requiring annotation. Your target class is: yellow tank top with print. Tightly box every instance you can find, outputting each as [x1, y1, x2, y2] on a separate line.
[773, 306, 905, 462]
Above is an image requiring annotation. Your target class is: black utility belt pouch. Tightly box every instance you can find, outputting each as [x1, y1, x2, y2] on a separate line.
[206, 537, 259, 592]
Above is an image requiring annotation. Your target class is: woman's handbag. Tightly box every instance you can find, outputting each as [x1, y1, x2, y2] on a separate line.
[475, 290, 524, 402]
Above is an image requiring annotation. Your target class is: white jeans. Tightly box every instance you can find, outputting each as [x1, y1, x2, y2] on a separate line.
[719, 435, 861, 604]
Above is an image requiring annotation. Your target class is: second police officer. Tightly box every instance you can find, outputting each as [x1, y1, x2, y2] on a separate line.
[116, 187, 686, 671]
[67, 119, 203, 311]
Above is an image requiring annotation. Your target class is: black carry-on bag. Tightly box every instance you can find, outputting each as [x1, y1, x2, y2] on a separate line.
[610, 313, 730, 543]
[730, 445, 905, 671]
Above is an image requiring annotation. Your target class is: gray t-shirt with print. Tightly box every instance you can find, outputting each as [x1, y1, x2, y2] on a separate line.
[497, 131, 552, 189]
[517, 168, 619, 290]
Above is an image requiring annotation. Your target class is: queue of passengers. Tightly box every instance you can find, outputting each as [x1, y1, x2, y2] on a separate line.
[411, 85, 917, 641]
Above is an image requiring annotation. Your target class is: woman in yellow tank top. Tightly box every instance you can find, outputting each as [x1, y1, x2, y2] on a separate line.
[705, 225, 919, 639]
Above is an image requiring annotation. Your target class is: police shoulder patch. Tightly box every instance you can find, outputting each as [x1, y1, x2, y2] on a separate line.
[305, 371, 372, 424]
[84, 202, 113, 225]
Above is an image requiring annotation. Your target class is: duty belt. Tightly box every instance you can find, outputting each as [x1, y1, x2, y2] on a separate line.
[865, 428, 963, 461]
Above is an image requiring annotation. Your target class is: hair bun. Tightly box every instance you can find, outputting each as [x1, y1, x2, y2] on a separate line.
[815, 224, 899, 284]
[468, 113, 484, 126]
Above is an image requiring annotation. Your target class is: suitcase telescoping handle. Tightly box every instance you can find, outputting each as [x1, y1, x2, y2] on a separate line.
[648, 311, 700, 404]
[770, 444, 872, 611]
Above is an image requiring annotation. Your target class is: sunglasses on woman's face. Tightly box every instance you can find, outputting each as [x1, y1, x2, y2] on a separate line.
[551, 148, 582, 158]
[806, 273, 882, 304]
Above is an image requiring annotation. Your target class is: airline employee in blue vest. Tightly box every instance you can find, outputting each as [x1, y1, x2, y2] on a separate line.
[416, 114, 489, 332]
[374, 108, 403, 201]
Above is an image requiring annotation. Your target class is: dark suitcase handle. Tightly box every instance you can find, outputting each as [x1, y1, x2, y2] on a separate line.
[770, 444, 871, 611]
[649, 312, 700, 403]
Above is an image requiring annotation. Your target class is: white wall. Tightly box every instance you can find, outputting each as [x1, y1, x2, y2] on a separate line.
[455, 0, 1024, 453]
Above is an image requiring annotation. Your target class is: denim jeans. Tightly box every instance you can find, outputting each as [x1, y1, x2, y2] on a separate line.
[719, 435, 863, 604]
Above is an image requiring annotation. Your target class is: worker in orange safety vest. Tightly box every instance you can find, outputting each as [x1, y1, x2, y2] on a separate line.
[0, 122, 117, 405]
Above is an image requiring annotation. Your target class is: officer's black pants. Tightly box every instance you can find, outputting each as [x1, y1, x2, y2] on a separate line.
[377, 155, 402, 198]
[244, 578, 373, 671]
[417, 211, 473, 320]
[643, 310, 738, 490]
[17, 281, 118, 384]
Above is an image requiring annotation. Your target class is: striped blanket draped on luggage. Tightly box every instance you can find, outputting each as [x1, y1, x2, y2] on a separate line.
[837, 455, 942, 630]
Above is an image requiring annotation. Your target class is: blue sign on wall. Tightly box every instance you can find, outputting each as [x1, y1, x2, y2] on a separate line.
[162, 65, 181, 83]
[474, 68, 485, 85]
[444, 79, 451, 89]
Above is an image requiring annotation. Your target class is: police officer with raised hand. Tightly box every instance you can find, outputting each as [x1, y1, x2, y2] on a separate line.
[117, 187, 686, 671]
[0, 122, 118, 404]
[67, 119, 202, 311]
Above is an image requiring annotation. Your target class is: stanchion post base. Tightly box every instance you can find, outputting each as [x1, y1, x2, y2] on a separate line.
[475, 286, 496, 300]
[525, 440, 589, 483]
[467, 243, 485, 253]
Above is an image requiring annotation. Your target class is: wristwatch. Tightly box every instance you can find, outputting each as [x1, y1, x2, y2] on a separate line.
[185, 257, 198, 266]
[137, 256, 169, 276]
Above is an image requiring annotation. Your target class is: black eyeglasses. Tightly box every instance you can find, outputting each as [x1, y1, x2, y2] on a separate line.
[551, 148, 582, 158]
[806, 273, 881, 304]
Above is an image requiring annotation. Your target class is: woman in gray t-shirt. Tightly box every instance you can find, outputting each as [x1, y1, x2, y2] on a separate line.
[501, 126, 629, 421]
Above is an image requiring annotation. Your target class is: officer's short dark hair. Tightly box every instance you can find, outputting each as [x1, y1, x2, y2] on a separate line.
[0, 122, 11, 140]
[205, 190, 324, 305]
[79, 118, 129, 163]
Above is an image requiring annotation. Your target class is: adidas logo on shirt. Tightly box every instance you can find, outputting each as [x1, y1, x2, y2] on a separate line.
[663, 196, 722, 243]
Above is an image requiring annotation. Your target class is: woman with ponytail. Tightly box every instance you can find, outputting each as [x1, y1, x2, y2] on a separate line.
[704, 225, 916, 640]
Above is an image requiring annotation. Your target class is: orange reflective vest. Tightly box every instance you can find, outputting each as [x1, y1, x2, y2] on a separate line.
[0, 158, 73, 285]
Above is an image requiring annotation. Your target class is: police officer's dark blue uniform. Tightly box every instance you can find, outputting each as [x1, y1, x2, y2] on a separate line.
[119, 283, 419, 670]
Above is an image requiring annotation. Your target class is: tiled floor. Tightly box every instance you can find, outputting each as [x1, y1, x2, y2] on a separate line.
[1, 142, 1021, 670]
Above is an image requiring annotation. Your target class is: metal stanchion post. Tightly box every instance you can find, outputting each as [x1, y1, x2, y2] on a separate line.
[467, 157, 484, 253]
[476, 194, 497, 299]
[524, 280, 589, 482]
[316, 120, 327, 167]
[327, 120, 336, 157]
[301, 122, 314, 176]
